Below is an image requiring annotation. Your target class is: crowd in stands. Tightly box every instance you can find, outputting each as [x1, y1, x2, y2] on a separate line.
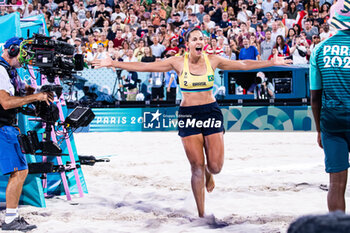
[0, 0, 335, 100]
[1, 0, 335, 65]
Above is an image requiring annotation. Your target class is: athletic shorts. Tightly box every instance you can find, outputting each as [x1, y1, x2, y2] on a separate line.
[0, 126, 28, 175]
[178, 102, 224, 137]
[321, 131, 350, 173]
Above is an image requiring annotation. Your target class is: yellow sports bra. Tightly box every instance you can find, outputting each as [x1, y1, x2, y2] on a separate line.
[179, 53, 215, 92]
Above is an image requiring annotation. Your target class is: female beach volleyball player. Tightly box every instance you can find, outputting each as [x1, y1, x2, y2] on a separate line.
[93, 28, 291, 217]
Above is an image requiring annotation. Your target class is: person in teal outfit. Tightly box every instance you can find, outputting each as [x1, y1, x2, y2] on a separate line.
[310, 0, 350, 212]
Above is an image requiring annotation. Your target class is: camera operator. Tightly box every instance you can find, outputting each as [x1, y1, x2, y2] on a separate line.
[248, 72, 275, 99]
[0, 37, 53, 231]
[120, 70, 139, 101]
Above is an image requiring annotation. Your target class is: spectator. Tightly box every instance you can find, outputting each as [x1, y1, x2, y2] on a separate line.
[216, 28, 228, 44]
[164, 37, 180, 57]
[300, 31, 312, 45]
[68, 29, 79, 45]
[187, 0, 200, 14]
[46, 0, 58, 13]
[218, 12, 231, 36]
[86, 0, 96, 12]
[250, 34, 260, 54]
[96, 32, 109, 47]
[275, 35, 290, 56]
[229, 38, 240, 57]
[141, 47, 156, 63]
[237, 2, 252, 23]
[133, 40, 146, 61]
[271, 21, 285, 43]
[247, 0, 256, 14]
[239, 36, 260, 60]
[196, 4, 206, 23]
[111, 5, 126, 21]
[260, 30, 274, 60]
[95, 43, 108, 59]
[227, 6, 235, 19]
[50, 25, 61, 38]
[293, 23, 301, 35]
[255, 4, 264, 20]
[84, 11, 94, 26]
[57, 28, 70, 42]
[183, 7, 194, 22]
[138, 5, 151, 21]
[208, 0, 222, 24]
[310, 34, 321, 52]
[256, 24, 266, 42]
[227, 19, 240, 37]
[150, 36, 166, 57]
[286, 28, 297, 47]
[120, 41, 131, 59]
[268, 47, 284, 60]
[265, 12, 274, 28]
[189, 13, 200, 28]
[236, 22, 250, 48]
[262, 0, 275, 15]
[250, 15, 259, 30]
[107, 40, 118, 59]
[206, 37, 223, 55]
[320, 3, 331, 19]
[290, 35, 308, 65]
[94, 4, 110, 27]
[303, 19, 319, 40]
[221, 46, 236, 60]
[86, 43, 98, 67]
[203, 14, 215, 31]
[162, 0, 172, 19]
[112, 29, 125, 48]
[176, 44, 186, 56]
[122, 25, 132, 39]
[305, 0, 319, 12]
[137, 20, 148, 38]
[320, 24, 333, 41]
[23, 3, 38, 17]
[123, 49, 137, 62]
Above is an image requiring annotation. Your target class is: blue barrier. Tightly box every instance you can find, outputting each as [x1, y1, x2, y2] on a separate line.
[75, 65, 310, 102]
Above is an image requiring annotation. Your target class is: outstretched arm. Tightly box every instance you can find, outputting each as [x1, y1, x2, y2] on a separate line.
[213, 54, 292, 70]
[92, 56, 180, 73]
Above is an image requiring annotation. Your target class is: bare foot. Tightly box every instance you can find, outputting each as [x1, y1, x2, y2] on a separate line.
[205, 167, 215, 193]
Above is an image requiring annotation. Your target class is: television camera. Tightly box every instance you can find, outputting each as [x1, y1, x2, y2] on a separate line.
[15, 34, 96, 173]
[19, 34, 84, 83]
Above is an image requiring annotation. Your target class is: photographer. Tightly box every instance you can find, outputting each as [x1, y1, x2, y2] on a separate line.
[0, 37, 53, 231]
[248, 72, 275, 99]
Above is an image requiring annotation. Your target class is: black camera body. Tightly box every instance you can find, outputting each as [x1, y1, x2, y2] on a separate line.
[24, 34, 83, 83]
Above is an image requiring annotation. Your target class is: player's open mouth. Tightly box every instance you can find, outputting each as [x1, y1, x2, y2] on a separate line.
[195, 47, 202, 51]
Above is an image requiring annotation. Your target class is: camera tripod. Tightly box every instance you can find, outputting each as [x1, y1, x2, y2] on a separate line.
[28, 67, 84, 200]
[112, 69, 126, 101]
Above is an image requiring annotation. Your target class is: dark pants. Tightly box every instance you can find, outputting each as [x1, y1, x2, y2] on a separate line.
[166, 87, 177, 103]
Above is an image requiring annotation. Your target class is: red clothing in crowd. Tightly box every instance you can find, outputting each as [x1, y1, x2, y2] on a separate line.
[113, 38, 125, 48]
[268, 53, 284, 60]
[165, 46, 179, 55]
[206, 46, 223, 55]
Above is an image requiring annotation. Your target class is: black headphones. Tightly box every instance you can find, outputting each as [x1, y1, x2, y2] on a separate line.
[8, 44, 20, 57]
